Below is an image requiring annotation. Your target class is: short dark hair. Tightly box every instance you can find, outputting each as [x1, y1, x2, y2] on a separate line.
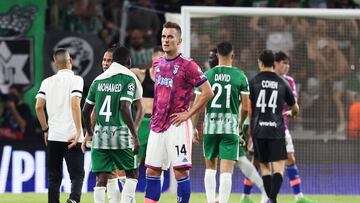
[112, 46, 131, 67]
[217, 42, 233, 57]
[53, 48, 68, 58]
[163, 21, 181, 36]
[258, 49, 274, 67]
[275, 51, 290, 62]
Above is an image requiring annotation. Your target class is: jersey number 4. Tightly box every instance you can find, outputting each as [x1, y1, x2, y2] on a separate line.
[256, 89, 278, 113]
[99, 95, 112, 122]
[211, 83, 231, 108]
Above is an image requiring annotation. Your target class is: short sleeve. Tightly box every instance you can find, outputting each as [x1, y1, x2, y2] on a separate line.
[36, 79, 47, 100]
[86, 81, 96, 105]
[71, 76, 84, 98]
[249, 79, 255, 102]
[240, 73, 250, 95]
[120, 77, 136, 102]
[186, 60, 207, 87]
[284, 81, 296, 107]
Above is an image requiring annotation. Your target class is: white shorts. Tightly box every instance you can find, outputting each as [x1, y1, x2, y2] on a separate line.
[285, 129, 295, 153]
[145, 119, 193, 170]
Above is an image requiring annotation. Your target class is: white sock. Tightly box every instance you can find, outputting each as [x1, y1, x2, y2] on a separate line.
[94, 186, 106, 203]
[237, 156, 267, 197]
[204, 169, 217, 203]
[219, 173, 232, 203]
[107, 178, 121, 203]
[160, 172, 164, 191]
[120, 178, 138, 203]
[295, 193, 304, 200]
[118, 176, 126, 188]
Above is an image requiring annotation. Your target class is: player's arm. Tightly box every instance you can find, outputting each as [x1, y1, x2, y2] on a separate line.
[82, 102, 95, 136]
[190, 92, 205, 143]
[130, 68, 145, 83]
[284, 81, 300, 117]
[35, 98, 48, 146]
[68, 96, 82, 149]
[171, 81, 214, 126]
[133, 98, 144, 132]
[120, 100, 140, 155]
[240, 93, 249, 129]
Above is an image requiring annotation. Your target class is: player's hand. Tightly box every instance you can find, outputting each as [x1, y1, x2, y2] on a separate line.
[239, 132, 246, 147]
[247, 136, 253, 152]
[68, 132, 80, 149]
[43, 132, 48, 147]
[132, 135, 140, 155]
[283, 110, 296, 118]
[192, 128, 199, 144]
[81, 132, 92, 153]
[170, 112, 190, 126]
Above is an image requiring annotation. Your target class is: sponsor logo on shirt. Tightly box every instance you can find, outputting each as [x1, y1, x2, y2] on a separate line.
[156, 76, 173, 87]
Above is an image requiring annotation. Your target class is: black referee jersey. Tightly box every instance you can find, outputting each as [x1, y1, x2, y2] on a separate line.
[249, 71, 295, 139]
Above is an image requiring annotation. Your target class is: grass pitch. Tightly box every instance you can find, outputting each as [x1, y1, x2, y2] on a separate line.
[1, 193, 360, 203]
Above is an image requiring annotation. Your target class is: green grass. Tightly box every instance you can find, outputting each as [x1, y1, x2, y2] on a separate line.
[0, 193, 359, 203]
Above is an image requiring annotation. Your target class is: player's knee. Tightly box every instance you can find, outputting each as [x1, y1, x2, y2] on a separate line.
[125, 169, 138, 179]
[174, 168, 190, 180]
[96, 174, 108, 186]
[146, 167, 162, 176]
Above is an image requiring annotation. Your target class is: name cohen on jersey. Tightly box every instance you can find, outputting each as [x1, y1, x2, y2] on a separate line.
[259, 79, 279, 128]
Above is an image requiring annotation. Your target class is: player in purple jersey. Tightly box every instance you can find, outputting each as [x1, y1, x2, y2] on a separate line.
[274, 51, 316, 203]
[144, 22, 214, 203]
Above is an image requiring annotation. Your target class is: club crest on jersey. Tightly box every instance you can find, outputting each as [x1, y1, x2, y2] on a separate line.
[155, 66, 160, 72]
[173, 65, 179, 74]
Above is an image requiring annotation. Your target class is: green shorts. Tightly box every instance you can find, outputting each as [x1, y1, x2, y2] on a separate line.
[238, 124, 249, 157]
[203, 133, 239, 161]
[91, 148, 137, 173]
[138, 116, 151, 159]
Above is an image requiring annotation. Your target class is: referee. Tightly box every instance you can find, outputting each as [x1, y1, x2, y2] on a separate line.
[35, 48, 84, 203]
[249, 50, 299, 203]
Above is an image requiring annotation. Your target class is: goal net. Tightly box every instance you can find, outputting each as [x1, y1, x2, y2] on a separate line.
[181, 6, 360, 194]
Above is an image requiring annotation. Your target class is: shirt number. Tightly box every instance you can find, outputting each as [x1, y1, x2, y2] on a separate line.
[210, 83, 231, 108]
[256, 89, 278, 113]
[99, 95, 112, 122]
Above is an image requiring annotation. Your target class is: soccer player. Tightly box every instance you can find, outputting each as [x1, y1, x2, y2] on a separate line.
[35, 48, 84, 203]
[131, 46, 164, 164]
[201, 42, 249, 203]
[144, 21, 213, 203]
[82, 46, 140, 203]
[88, 45, 144, 203]
[274, 51, 316, 203]
[249, 50, 299, 203]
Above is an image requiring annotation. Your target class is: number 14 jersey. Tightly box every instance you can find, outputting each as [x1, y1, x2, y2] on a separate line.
[204, 66, 249, 135]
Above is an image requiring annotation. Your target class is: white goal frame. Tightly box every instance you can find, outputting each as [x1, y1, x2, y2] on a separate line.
[181, 6, 360, 57]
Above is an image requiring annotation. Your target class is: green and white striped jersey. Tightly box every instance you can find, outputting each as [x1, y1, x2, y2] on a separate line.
[86, 73, 136, 149]
[204, 66, 249, 134]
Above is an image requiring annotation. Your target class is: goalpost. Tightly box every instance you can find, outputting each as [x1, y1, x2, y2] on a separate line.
[181, 6, 360, 195]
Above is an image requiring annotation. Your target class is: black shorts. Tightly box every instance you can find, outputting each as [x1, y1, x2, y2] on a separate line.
[253, 138, 287, 163]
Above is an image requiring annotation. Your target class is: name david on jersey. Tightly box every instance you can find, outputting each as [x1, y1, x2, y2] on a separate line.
[215, 73, 230, 82]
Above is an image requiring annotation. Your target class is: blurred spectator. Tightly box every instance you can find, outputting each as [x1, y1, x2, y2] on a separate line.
[346, 67, 360, 139]
[127, 0, 161, 48]
[62, 0, 103, 34]
[0, 85, 35, 140]
[300, 0, 328, 8]
[100, 0, 123, 45]
[328, 0, 359, 8]
[129, 29, 153, 69]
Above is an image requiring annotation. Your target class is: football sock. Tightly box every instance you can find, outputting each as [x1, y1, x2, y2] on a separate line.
[262, 175, 272, 199]
[177, 176, 191, 203]
[107, 178, 120, 203]
[94, 186, 106, 203]
[204, 169, 217, 203]
[121, 178, 137, 203]
[271, 173, 283, 203]
[145, 176, 161, 203]
[219, 173, 232, 203]
[286, 164, 304, 199]
[237, 157, 265, 197]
